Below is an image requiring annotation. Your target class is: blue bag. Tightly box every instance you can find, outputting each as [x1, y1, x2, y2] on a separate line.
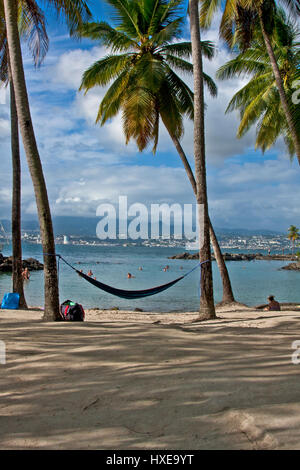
[1, 293, 20, 309]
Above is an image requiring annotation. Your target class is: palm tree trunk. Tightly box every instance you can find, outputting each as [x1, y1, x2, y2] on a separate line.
[189, 0, 215, 319]
[208, 223, 235, 303]
[168, 132, 235, 303]
[258, 9, 300, 165]
[10, 77, 27, 309]
[4, 0, 60, 321]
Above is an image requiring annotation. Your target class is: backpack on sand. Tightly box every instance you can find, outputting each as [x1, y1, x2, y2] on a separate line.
[60, 300, 85, 321]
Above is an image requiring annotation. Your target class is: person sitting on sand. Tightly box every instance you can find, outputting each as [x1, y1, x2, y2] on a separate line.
[264, 295, 281, 311]
[22, 267, 30, 280]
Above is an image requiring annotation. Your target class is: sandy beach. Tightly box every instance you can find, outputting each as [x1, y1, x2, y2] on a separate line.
[1, 304, 300, 450]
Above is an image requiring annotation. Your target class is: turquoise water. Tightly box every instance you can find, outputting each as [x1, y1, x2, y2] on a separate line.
[0, 242, 299, 311]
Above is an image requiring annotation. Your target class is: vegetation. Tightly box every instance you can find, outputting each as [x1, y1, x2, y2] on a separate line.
[216, 9, 300, 158]
[0, 1, 49, 309]
[78, 0, 229, 315]
[288, 225, 299, 253]
[199, 0, 300, 164]
[3, 0, 91, 320]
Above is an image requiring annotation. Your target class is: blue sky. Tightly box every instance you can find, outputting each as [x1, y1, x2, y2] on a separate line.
[0, 0, 299, 232]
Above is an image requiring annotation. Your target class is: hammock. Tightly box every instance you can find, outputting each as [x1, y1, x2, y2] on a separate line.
[46, 254, 208, 300]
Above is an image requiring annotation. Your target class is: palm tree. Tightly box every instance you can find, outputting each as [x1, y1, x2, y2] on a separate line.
[0, 1, 49, 309]
[216, 9, 300, 158]
[188, 0, 215, 318]
[78, 0, 222, 313]
[168, 133, 235, 304]
[288, 225, 299, 254]
[3, 0, 91, 320]
[199, 0, 300, 165]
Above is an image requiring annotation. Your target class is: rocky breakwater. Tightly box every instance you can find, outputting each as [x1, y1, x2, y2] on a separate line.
[0, 253, 44, 273]
[169, 252, 300, 262]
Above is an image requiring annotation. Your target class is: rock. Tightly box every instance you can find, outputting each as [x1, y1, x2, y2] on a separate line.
[134, 308, 143, 312]
[0, 255, 43, 273]
[168, 252, 297, 262]
[22, 258, 44, 270]
[168, 252, 198, 260]
[281, 262, 300, 271]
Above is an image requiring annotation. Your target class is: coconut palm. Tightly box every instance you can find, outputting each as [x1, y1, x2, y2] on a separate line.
[78, 0, 224, 313]
[0, 1, 49, 309]
[3, 0, 91, 320]
[216, 9, 300, 157]
[188, 0, 215, 318]
[199, 0, 300, 165]
[288, 225, 299, 253]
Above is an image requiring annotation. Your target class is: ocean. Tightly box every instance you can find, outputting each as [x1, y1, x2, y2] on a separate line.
[0, 242, 299, 311]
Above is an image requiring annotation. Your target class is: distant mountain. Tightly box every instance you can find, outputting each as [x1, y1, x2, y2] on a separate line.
[0, 217, 98, 236]
[214, 227, 284, 236]
[0, 217, 285, 238]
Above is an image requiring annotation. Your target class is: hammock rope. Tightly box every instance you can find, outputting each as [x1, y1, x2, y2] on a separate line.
[43, 253, 209, 300]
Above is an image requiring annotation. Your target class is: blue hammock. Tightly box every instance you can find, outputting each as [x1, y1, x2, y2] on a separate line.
[46, 254, 208, 300]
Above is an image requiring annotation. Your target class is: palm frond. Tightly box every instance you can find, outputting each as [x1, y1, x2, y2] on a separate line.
[163, 65, 194, 118]
[203, 72, 218, 97]
[97, 68, 131, 124]
[159, 41, 191, 58]
[199, 0, 222, 29]
[43, 0, 92, 33]
[164, 54, 193, 74]
[148, 0, 185, 35]
[122, 87, 157, 151]
[151, 16, 184, 46]
[19, 0, 49, 66]
[79, 54, 134, 92]
[75, 21, 138, 51]
[100, 0, 142, 39]
[217, 57, 268, 79]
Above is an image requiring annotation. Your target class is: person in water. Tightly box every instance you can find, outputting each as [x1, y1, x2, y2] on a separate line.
[22, 267, 30, 280]
[127, 273, 135, 278]
[264, 295, 281, 311]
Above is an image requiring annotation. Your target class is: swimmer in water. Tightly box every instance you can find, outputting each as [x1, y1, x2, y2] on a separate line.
[22, 267, 30, 281]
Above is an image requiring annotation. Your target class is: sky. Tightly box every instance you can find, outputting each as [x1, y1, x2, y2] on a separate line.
[0, 0, 299, 232]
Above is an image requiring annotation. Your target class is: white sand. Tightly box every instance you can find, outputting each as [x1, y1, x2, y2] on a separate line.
[1, 304, 300, 450]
